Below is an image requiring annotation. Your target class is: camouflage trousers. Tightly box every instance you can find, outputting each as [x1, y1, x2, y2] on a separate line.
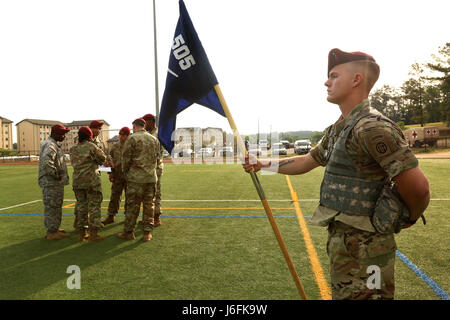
[73, 186, 103, 230]
[107, 178, 126, 215]
[154, 168, 163, 215]
[124, 181, 155, 233]
[327, 221, 397, 300]
[42, 185, 64, 233]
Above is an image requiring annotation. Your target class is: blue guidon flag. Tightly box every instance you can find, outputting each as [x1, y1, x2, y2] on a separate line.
[158, 0, 226, 153]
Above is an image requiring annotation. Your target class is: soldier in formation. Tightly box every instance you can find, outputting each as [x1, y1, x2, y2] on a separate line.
[38, 124, 71, 240]
[243, 48, 430, 299]
[89, 120, 106, 153]
[70, 126, 107, 242]
[73, 120, 109, 230]
[101, 126, 130, 226]
[117, 118, 160, 242]
[143, 113, 164, 227]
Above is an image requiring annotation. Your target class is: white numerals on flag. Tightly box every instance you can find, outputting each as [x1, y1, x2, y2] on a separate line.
[172, 34, 196, 71]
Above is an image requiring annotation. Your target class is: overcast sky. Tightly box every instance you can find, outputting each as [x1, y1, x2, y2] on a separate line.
[1, 0, 448, 144]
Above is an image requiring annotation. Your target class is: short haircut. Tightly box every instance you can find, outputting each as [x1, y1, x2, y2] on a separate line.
[78, 127, 92, 143]
[78, 133, 90, 143]
[347, 60, 380, 93]
[133, 119, 146, 127]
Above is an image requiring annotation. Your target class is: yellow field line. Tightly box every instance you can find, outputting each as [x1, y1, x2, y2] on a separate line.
[285, 175, 332, 300]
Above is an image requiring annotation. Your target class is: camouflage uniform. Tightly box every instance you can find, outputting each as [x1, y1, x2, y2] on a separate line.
[309, 99, 418, 300]
[38, 137, 69, 233]
[70, 141, 106, 230]
[149, 127, 164, 218]
[122, 130, 159, 234]
[92, 134, 112, 164]
[72, 135, 109, 223]
[107, 140, 127, 216]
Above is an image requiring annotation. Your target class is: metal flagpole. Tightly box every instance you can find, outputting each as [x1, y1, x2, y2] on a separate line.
[152, 0, 160, 126]
[213, 84, 308, 300]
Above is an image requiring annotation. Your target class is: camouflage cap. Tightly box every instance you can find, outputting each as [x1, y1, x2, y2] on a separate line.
[372, 184, 410, 234]
[328, 48, 376, 76]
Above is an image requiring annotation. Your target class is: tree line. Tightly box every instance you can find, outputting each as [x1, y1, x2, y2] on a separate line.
[369, 42, 449, 128]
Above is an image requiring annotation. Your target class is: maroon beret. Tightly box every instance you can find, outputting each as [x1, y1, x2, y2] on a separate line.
[51, 124, 70, 135]
[328, 48, 376, 76]
[89, 120, 104, 129]
[78, 126, 93, 139]
[132, 118, 146, 127]
[119, 126, 130, 135]
[143, 113, 155, 121]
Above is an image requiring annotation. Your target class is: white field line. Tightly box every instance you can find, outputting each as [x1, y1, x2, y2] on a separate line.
[0, 199, 42, 211]
[1, 198, 448, 211]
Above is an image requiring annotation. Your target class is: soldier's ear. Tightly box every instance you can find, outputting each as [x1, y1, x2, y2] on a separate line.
[352, 72, 364, 88]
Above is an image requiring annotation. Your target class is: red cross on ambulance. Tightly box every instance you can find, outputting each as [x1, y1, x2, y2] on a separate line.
[412, 130, 418, 139]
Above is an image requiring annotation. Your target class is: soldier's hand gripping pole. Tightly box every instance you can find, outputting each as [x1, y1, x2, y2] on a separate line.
[214, 84, 308, 300]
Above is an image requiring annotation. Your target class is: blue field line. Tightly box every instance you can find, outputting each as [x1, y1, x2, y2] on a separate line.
[396, 250, 450, 300]
[0, 212, 312, 219]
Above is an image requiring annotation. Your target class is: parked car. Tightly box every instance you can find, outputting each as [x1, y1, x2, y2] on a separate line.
[294, 140, 312, 155]
[248, 144, 262, 156]
[280, 140, 293, 149]
[219, 146, 234, 157]
[271, 143, 287, 155]
[196, 147, 214, 157]
[259, 139, 270, 150]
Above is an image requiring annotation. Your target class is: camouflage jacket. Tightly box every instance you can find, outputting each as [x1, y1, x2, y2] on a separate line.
[109, 140, 126, 181]
[309, 99, 418, 232]
[149, 127, 164, 170]
[70, 140, 106, 189]
[92, 135, 111, 163]
[122, 130, 159, 183]
[38, 137, 69, 187]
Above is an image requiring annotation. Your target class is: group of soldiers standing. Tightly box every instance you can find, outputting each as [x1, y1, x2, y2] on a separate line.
[37, 47, 432, 300]
[38, 114, 164, 243]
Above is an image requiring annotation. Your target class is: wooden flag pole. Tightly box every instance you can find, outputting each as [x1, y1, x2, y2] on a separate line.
[213, 84, 308, 300]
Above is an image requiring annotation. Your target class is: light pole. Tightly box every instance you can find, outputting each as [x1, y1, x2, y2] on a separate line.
[153, 0, 160, 126]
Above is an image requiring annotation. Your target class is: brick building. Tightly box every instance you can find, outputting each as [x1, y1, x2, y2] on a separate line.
[16, 119, 110, 155]
[0, 117, 13, 150]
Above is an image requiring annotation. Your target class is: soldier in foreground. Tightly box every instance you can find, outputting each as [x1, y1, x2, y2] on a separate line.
[73, 120, 108, 230]
[89, 120, 106, 151]
[38, 124, 71, 240]
[143, 113, 164, 227]
[243, 48, 430, 299]
[72, 134, 81, 232]
[117, 118, 159, 242]
[70, 126, 107, 242]
[90, 120, 112, 166]
[101, 126, 130, 226]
